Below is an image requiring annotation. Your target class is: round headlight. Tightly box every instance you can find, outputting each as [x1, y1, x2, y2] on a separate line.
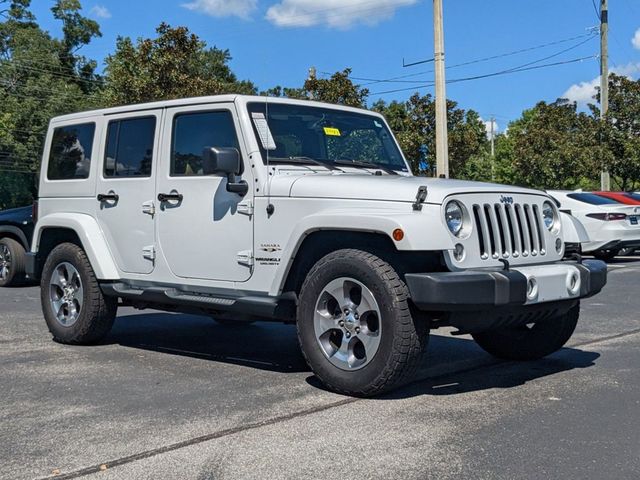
[542, 201, 557, 231]
[445, 201, 464, 236]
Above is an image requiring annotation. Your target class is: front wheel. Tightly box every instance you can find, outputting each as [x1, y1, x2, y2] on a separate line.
[472, 304, 579, 361]
[41, 243, 117, 345]
[297, 249, 429, 397]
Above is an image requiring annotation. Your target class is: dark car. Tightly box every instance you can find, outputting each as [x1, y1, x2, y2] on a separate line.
[0, 205, 34, 287]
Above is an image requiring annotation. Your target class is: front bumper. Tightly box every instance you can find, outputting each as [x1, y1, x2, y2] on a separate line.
[406, 259, 607, 312]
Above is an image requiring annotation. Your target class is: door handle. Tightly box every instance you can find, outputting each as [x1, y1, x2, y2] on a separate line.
[97, 192, 119, 202]
[157, 192, 183, 203]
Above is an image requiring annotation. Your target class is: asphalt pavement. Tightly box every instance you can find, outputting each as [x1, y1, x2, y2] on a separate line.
[1, 257, 639, 479]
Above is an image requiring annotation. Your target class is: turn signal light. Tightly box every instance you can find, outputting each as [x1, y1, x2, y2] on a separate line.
[392, 229, 404, 241]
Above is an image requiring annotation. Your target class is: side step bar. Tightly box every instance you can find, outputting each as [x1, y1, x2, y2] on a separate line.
[100, 282, 297, 321]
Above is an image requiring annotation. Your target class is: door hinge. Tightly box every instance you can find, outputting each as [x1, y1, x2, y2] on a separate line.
[237, 199, 254, 217]
[143, 245, 156, 261]
[237, 249, 254, 267]
[142, 201, 156, 217]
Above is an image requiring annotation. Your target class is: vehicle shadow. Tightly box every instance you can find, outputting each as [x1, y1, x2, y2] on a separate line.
[380, 346, 600, 400]
[106, 311, 309, 373]
[107, 311, 600, 398]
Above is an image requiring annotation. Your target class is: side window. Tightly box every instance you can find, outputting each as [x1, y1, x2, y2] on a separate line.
[47, 123, 95, 180]
[171, 111, 240, 176]
[104, 117, 156, 177]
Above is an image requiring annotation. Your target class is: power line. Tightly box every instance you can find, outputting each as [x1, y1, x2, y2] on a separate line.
[369, 55, 597, 95]
[335, 31, 598, 86]
[590, 0, 601, 20]
[2, 61, 103, 85]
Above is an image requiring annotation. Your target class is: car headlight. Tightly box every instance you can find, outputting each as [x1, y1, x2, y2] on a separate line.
[542, 201, 557, 231]
[445, 201, 464, 236]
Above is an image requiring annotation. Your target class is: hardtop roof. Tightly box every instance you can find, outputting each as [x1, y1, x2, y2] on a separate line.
[49, 95, 382, 123]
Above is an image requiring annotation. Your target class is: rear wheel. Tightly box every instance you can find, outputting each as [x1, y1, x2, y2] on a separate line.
[41, 243, 117, 345]
[0, 237, 26, 287]
[297, 249, 429, 397]
[593, 249, 619, 261]
[472, 304, 579, 361]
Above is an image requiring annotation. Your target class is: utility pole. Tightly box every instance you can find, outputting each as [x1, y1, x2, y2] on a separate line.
[599, 0, 610, 191]
[490, 116, 495, 182]
[490, 116, 495, 158]
[433, 0, 449, 178]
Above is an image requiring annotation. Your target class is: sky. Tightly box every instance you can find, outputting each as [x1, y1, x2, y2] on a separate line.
[30, 0, 640, 134]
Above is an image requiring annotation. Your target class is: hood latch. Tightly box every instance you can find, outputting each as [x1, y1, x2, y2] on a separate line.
[412, 186, 428, 211]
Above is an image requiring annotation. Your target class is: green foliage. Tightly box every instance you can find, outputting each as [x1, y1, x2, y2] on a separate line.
[589, 74, 640, 191]
[303, 69, 369, 107]
[373, 93, 488, 177]
[103, 23, 256, 105]
[2, 2, 640, 210]
[502, 100, 599, 190]
[0, 0, 103, 208]
[261, 69, 369, 108]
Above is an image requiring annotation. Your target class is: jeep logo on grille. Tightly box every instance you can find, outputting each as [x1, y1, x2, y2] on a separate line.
[500, 195, 514, 205]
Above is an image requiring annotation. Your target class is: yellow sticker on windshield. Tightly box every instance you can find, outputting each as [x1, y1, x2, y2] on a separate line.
[323, 127, 341, 136]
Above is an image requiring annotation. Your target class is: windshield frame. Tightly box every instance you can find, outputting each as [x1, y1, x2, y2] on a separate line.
[245, 100, 410, 173]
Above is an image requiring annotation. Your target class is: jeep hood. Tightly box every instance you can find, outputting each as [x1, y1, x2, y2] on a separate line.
[275, 174, 544, 204]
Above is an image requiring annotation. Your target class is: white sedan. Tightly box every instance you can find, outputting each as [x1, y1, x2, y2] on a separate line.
[548, 191, 640, 260]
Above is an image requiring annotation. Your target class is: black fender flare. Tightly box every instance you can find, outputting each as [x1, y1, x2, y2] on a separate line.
[0, 226, 30, 250]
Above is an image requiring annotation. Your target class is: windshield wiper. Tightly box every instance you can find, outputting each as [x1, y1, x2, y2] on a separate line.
[334, 159, 399, 175]
[269, 156, 343, 172]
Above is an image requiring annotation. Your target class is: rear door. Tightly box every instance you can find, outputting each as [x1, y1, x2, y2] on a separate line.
[95, 110, 162, 274]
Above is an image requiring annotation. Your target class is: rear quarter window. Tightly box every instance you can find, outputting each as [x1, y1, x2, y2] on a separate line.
[47, 123, 96, 180]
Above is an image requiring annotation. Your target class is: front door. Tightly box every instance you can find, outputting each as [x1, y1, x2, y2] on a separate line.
[96, 111, 161, 275]
[156, 104, 254, 282]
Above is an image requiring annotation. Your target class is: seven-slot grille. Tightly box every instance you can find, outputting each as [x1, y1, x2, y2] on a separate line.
[472, 202, 547, 260]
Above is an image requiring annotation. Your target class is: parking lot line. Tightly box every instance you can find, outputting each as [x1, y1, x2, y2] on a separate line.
[36, 327, 640, 480]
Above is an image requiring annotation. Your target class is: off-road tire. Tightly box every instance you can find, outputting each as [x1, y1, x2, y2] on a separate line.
[0, 237, 26, 287]
[593, 249, 619, 261]
[41, 242, 117, 345]
[472, 303, 579, 361]
[297, 249, 429, 397]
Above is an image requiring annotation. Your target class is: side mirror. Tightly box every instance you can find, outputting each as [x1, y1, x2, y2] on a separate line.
[202, 147, 248, 197]
[202, 147, 241, 176]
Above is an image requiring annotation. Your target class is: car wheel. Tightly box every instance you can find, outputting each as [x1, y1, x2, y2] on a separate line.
[0, 237, 26, 287]
[593, 249, 619, 261]
[41, 242, 117, 345]
[472, 303, 579, 361]
[297, 249, 429, 397]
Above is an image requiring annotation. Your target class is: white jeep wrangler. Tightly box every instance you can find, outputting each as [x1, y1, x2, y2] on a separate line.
[27, 95, 607, 396]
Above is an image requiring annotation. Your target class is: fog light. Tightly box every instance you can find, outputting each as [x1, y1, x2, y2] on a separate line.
[527, 277, 538, 300]
[453, 243, 465, 261]
[567, 271, 580, 295]
[555, 238, 563, 254]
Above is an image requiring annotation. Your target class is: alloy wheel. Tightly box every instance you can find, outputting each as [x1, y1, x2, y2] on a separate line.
[313, 277, 382, 370]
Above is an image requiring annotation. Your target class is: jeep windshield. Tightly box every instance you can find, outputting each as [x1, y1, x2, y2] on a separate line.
[247, 102, 409, 173]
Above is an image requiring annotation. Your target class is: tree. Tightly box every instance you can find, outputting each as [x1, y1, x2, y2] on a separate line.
[590, 74, 640, 191]
[373, 93, 487, 177]
[103, 23, 256, 106]
[0, 0, 101, 209]
[261, 69, 369, 108]
[501, 99, 598, 190]
[303, 68, 368, 107]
